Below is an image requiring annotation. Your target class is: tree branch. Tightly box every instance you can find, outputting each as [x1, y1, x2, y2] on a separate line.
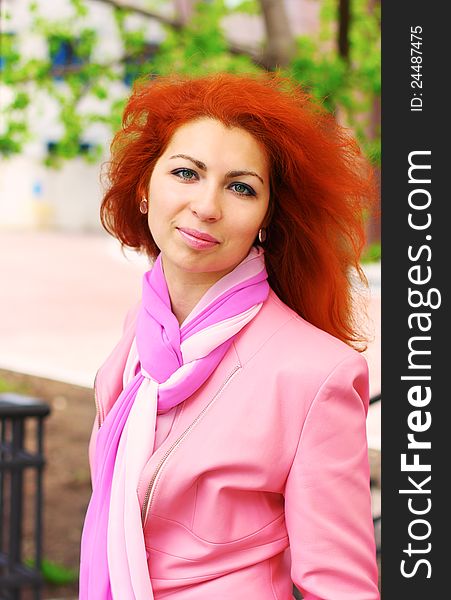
[91, 0, 183, 29]
[90, 0, 268, 68]
[259, 0, 296, 68]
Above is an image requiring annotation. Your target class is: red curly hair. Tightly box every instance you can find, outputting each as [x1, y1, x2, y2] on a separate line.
[101, 73, 376, 350]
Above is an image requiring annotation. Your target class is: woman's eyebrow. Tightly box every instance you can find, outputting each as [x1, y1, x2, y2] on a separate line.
[225, 170, 264, 185]
[169, 154, 207, 171]
[169, 154, 264, 185]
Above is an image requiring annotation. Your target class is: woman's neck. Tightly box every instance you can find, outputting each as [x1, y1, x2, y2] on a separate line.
[161, 257, 229, 325]
[167, 278, 212, 325]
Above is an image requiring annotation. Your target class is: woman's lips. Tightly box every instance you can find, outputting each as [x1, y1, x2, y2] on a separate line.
[177, 227, 220, 250]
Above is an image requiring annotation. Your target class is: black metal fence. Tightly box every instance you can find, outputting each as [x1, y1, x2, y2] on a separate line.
[0, 393, 50, 600]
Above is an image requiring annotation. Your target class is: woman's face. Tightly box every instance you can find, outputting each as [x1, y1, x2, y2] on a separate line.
[147, 117, 270, 284]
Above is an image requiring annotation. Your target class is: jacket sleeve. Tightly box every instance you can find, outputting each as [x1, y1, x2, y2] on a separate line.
[284, 353, 380, 600]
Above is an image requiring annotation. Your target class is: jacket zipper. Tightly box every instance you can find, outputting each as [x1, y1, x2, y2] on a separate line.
[140, 364, 241, 526]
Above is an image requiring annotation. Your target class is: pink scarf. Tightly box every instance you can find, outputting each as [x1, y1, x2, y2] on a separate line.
[79, 247, 269, 598]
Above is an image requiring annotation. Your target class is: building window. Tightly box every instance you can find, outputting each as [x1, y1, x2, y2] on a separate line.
[49, 37, 84, 80]
[46, 140, 94, 156]
[123, 42, 159, 86]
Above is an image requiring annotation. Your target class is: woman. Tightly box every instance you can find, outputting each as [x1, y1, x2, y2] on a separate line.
[80, 73, 380, 599]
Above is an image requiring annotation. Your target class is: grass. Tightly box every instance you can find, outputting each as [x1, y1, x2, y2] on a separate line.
[25, 558, 78, 586]
[0, 375, 31, 395]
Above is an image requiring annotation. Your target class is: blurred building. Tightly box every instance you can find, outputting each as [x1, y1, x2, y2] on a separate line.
[0, 0, 320, 231]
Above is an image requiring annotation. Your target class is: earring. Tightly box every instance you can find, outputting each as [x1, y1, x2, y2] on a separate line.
[258, 228, 267, 243]
[139, 197, 148, 214]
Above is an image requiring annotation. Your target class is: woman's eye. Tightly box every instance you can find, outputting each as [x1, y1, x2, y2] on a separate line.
[173, 168, 197, 180]
[230, 182, 255, 196]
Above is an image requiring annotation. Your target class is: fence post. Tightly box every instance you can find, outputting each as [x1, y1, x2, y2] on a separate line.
[0, 393, 51, 600]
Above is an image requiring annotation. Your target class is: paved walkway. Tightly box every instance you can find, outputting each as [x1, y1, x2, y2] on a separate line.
[0, 231, 380, 448]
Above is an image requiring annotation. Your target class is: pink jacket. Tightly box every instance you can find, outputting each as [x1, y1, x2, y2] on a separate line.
[89, 290, 380, 599]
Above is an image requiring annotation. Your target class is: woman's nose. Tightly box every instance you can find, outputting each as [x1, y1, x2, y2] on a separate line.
[190, 185, 222, 222]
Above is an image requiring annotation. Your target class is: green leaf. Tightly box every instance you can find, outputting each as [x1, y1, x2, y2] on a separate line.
[227, 0, 259, 14]
[361, 241, 381, 264]
[11, 92, 30, 110]
[92, 84, 108, 100]
[70, 0, 89, 18]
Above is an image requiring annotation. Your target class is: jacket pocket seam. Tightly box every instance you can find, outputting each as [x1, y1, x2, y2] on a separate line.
[146, 533, 289, 569]
[150, 511, 287, 546]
